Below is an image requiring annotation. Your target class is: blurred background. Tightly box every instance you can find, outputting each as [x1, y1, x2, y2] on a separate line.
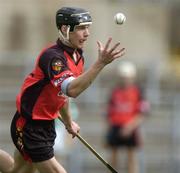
[0, 0, 180, 173]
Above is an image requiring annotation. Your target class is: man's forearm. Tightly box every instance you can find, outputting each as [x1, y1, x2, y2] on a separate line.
[59, 102, 72, 128]
[67, 60, 105, 97]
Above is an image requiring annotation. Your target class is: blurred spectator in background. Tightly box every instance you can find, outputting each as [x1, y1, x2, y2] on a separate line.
[105, 61, 150, 173]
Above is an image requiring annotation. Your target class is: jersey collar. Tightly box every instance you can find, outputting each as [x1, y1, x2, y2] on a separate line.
[57, 39, 83, 56]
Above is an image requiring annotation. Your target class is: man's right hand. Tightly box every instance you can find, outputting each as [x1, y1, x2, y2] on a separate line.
[65, 121, 80, 138]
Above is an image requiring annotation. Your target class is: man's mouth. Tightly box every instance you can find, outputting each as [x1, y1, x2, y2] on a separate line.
[79, 39, 87, 44]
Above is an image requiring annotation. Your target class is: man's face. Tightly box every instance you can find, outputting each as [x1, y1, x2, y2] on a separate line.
[69, 24, 90, 49]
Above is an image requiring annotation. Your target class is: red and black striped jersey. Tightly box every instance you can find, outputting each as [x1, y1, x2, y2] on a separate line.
[16, 39, 84, 120]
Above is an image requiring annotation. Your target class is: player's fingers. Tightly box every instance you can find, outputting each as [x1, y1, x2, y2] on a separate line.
[72, 129, 80, 138]
[108, 42, 121, 54]
[104, 37, 112, 51]
[76, 126, 80, 134]
[113, 51, 126, 60]
[97, 41, 103, 51]
[72, 134, 76, 138]
[111, 47, 125, 57]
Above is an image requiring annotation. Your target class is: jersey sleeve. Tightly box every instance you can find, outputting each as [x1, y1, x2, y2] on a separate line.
[38, 50, 74, 88]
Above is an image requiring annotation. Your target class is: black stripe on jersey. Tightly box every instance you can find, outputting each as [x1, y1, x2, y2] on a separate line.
[20, 79, 49, 120]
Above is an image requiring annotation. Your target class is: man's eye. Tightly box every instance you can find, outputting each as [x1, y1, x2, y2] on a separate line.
[76, 25, 90, 30]
[77, 26, 84, 29]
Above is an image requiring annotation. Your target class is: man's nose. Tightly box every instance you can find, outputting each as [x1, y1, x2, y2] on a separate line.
[84, 28, 90, 37]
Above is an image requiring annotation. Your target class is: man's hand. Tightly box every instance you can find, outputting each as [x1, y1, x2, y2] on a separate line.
[65, 121, 80, 138]
[97, 38, 125, 66]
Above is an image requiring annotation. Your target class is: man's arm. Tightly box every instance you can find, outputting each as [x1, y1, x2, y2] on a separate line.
[66, 38, 125, 98]
[59, 100, 80, 138]
[59, 99, 72, 127]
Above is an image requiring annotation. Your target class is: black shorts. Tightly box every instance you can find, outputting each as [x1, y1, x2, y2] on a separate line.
[106, 126, 140, 148]
[11, 111, 56, 162]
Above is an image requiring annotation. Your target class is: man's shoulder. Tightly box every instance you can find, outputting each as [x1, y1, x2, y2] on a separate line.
[39, 43, 65, 60]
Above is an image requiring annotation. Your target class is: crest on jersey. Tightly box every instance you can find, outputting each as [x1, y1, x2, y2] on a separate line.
[51, 59, 63, 74]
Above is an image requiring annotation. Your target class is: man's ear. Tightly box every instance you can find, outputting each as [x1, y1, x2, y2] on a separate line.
[60, 25, 68, 34]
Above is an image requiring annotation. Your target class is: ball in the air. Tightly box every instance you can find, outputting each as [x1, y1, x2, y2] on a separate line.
[114, 13, 126, 25]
